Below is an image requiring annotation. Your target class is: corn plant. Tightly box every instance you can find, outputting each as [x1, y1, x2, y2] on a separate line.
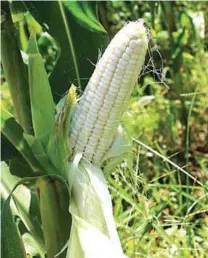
[1, 1, 148, 258]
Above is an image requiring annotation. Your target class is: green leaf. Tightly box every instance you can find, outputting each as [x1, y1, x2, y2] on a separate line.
[1, 114, 43, 175]
[24, 1, 109, 102]
[1, 198, 27, 258]
[10, 1, 29, 51]
[64, 1, 106, 32]
[1, 162, 45, 256]
[27, 34, 56, 148]
[1, 162, 70, 257]
[46, 131, 67, 177]
[1, 2, 32, 134]
[0, 84, 21, 161]
[1, 134, 21, 161]
[9, 158, 38, 178]
[0, 107, 56, 178]
[24, 134, 59, 177]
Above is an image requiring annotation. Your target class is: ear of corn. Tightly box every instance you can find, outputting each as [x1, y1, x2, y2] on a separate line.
[67, 20, 148, 258]
[69, 20, 148, 165]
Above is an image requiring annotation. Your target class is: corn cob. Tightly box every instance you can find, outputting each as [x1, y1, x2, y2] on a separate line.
[69, 20, 148, 165]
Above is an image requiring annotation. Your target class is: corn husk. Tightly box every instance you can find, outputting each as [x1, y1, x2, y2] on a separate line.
[67, 158, 127, 258]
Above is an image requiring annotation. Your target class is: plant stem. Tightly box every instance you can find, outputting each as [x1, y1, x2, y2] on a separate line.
[1, 2, 32, 134]
[37, 178, 71, 258]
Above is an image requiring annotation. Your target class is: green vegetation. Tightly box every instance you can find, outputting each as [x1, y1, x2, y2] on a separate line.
[1, 1, 208, 258]
[101, 2, 208, 257]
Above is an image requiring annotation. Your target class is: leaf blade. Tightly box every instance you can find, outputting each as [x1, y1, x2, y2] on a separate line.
[27, 34, 55, 148]
[1, 197, 27, 258]
[1, 114, 42, 174]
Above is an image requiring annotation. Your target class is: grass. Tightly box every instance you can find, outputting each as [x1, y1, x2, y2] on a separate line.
[109, 152, 208, 257]
[108, 50, 208, 257]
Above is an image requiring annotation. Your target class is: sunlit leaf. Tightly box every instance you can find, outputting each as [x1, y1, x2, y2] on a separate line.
[1, 162, 45, 256]
[27, 34, 56, 148]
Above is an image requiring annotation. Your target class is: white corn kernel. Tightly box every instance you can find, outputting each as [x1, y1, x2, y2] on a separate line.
[69, 20, 148, 164]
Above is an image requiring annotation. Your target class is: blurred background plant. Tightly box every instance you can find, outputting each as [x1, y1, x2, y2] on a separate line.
[1, 1, 208, 258]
